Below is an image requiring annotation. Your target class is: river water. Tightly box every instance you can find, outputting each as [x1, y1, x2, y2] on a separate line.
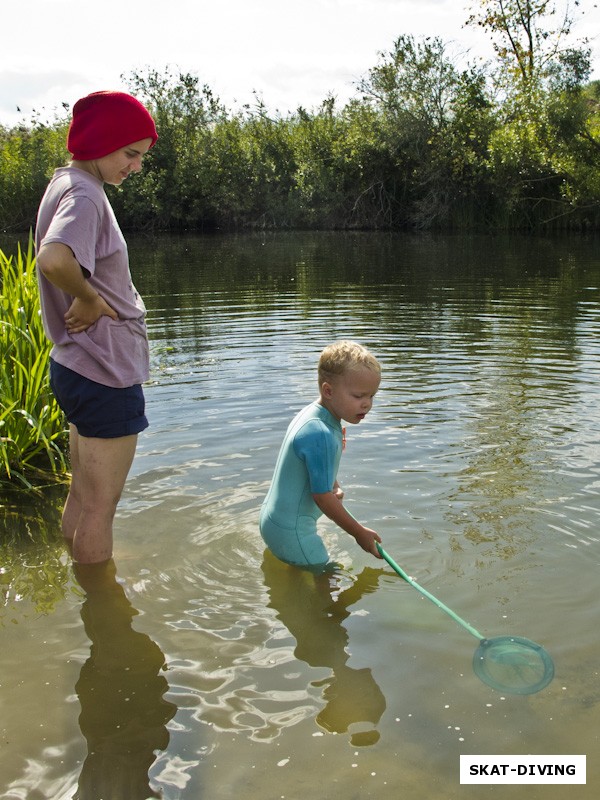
[1, 231, 599, 799]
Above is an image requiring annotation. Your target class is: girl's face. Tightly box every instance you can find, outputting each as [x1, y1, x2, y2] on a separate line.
[94, 138, 153, 185]
[320, 366, 380, 424]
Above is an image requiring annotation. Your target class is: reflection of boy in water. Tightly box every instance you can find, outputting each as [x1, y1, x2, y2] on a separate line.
[260, 340, 383, 568]
[73, 561, 176, 800]
[262, 550, 386, 744]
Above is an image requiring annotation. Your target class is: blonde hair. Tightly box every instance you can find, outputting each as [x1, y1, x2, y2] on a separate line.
[318, 340, 381, 387]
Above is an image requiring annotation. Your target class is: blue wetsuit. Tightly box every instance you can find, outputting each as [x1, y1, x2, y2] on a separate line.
[259, 402, 343, 567]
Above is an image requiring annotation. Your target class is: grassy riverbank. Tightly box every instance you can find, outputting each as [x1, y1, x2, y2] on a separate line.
[0, 238, 68, 492]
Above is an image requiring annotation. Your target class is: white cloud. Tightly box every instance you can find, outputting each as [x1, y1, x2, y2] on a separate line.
[0, 0, 597, 126]
[0, 70, 96, 122]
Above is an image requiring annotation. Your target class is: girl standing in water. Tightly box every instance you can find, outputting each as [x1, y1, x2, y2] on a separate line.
[35, 91, 157, 564]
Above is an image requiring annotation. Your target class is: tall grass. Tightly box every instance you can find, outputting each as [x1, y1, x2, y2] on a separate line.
[0, 236, 68, 490]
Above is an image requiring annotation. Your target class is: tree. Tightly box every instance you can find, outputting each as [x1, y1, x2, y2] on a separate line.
[466, 0, 587, 95]
[115, 68, 227, 229]
[357, 35, 496, 228]
[466, 1, 599, 228]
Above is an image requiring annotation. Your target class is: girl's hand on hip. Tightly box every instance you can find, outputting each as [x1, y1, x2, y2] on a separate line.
[64, 295, 119, 333]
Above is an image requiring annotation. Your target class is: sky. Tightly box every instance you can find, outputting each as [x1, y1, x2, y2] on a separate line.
[1, 0, 599, 126]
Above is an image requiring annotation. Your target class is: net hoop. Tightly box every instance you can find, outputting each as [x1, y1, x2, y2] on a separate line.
[473, 635, 554, 695]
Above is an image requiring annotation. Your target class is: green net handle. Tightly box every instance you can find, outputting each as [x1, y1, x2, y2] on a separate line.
[377, 545, 484, 641]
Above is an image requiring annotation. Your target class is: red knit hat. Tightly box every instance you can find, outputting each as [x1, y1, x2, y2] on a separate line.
[67, 91, 158, 160]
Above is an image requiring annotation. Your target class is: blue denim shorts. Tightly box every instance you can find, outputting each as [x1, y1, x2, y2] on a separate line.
[49, 359, 149, 439]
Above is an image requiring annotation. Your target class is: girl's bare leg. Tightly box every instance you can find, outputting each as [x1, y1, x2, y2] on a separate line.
[61, 424, 82, 543]
[63, 424, 138, 564]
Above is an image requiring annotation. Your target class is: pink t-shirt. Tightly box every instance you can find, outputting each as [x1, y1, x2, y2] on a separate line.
[35, 166, 150, 388]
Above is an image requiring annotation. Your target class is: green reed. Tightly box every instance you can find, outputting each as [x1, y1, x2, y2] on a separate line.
[0, 236, 68, 490]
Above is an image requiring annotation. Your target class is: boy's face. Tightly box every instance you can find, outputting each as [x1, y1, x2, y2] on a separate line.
[321, 366, 380, 424]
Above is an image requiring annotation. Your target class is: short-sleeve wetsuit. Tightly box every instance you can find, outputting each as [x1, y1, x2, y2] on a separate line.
[259, 401, 343, 567]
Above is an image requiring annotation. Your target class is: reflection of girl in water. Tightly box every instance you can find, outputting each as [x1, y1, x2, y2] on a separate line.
[261, 550, 386, 746]
[73, 561, 176, 800]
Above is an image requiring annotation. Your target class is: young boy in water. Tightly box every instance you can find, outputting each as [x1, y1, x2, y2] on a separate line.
[259, 340, 383, 568]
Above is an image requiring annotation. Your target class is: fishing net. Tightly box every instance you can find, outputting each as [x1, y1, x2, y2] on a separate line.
[472, 635, 554, 695]
[377, 545, 554, 696]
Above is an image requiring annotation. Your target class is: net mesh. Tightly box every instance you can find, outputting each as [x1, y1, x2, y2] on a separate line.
[472, 636, 554, 695]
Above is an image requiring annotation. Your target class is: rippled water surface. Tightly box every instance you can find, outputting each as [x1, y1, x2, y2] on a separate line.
[2, 231, 600, 799]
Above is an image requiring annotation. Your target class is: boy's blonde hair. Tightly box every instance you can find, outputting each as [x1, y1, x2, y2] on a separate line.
[318, 340, 381, 387]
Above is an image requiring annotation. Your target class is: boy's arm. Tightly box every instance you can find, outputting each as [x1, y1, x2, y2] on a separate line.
[313, 491, 382, 558]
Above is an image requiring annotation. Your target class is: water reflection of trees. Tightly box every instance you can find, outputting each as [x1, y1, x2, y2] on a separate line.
[73, 560, 176, 800]
[133, 230, 597, 572]
[133, 231, 590, 354]
[261, 550, 386, 746]
[440, 286, 583, 563]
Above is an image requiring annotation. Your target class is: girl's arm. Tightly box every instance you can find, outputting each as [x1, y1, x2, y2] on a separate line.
[37, 242, 118, 333]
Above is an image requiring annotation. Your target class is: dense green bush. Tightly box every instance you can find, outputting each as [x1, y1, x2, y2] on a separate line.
[0, 111, 69, 233]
